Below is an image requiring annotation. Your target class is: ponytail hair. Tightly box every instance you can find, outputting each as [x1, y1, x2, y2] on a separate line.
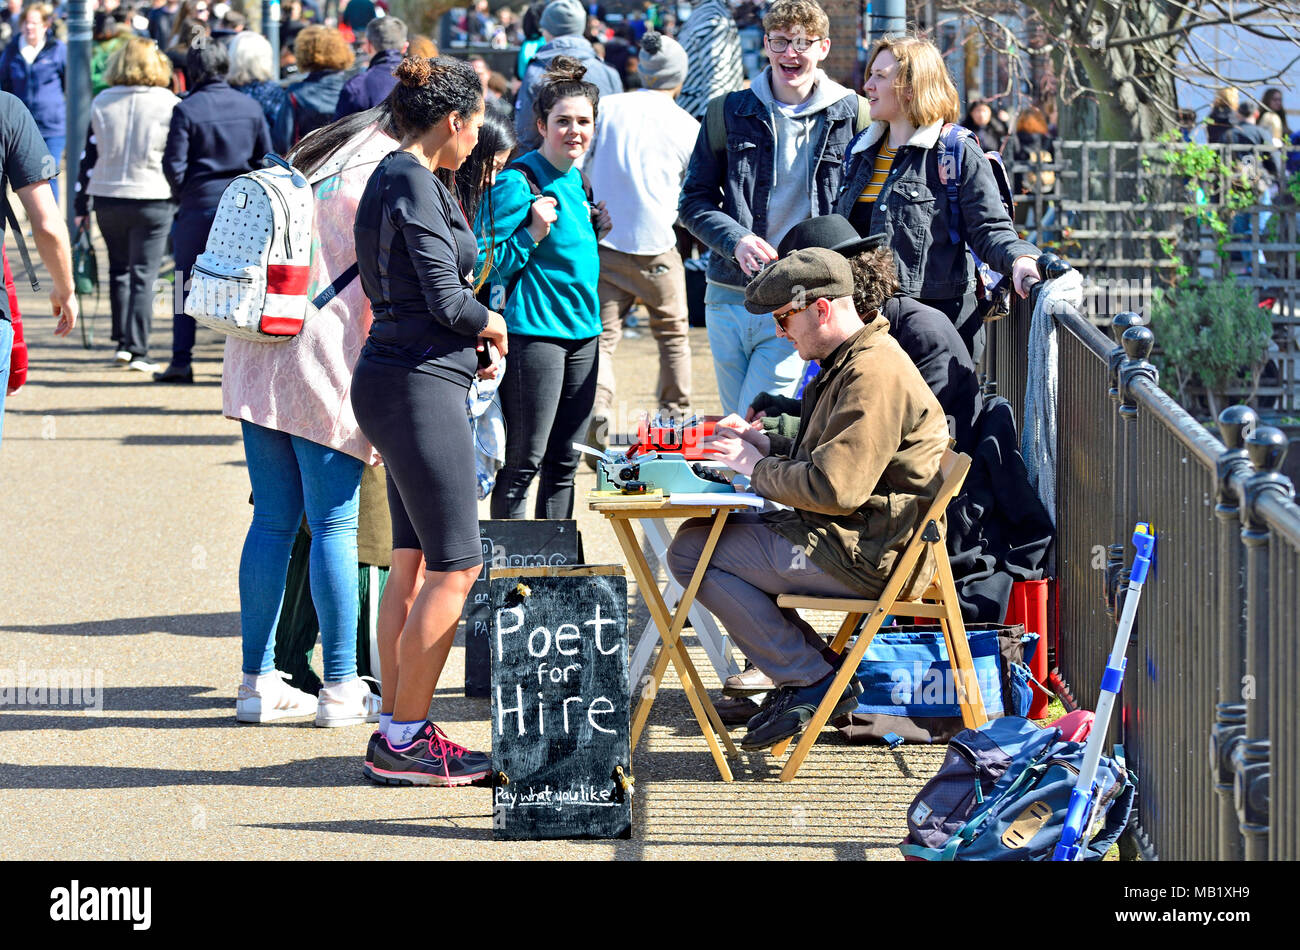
[532, 54, 600, 127]
[390, 55, 483, 139]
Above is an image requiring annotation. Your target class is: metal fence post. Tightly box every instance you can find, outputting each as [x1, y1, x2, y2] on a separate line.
[1211, 405, 1256, 861]
[1113, 326, 1158, 808]
[1105, 313, 1144, 619]
[1234, 426, 1292, 859]
[1116, 325, 1157, 617]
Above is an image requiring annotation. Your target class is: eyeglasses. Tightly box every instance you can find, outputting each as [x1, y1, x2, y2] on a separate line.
[772, 300, 813, 331]
[765, 35, 823, 54]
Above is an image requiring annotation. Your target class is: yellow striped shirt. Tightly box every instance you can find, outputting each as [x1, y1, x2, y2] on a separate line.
[856, 143, 898, 206]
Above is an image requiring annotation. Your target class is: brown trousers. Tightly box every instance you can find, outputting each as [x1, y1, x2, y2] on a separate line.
[595, 245, 692, 419]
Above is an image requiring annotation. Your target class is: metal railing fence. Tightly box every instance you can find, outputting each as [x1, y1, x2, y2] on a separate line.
[989, 285, 1300, 860]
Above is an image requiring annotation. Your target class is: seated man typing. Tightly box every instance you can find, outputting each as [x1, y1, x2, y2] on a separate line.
[666, 248, 950, 750]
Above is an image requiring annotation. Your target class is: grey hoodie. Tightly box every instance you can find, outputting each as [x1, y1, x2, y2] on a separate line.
[514, 35, 624, 150]
[750, 67, 854, 251]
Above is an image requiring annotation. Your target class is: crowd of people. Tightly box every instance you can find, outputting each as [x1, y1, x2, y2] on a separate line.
[4, 0, 1065, 782]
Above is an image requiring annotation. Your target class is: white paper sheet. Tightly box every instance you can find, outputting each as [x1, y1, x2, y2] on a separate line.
[666, 492, 768, 507]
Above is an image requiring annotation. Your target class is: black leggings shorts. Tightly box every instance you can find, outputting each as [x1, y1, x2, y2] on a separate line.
[350, 356, 483, 571]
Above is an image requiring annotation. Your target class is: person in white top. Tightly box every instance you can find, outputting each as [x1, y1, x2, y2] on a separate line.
[582, 29, 699, 447]
[73, 36, 179, 370]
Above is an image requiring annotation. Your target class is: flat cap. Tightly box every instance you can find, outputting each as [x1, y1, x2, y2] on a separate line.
[744, 247, 854, 315]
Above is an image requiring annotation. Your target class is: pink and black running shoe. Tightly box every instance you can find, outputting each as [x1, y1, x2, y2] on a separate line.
[368, 721, 491, 787]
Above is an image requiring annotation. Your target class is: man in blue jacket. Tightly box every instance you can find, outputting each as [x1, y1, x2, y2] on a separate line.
[513, 0, 621, 151]
[334, 16, 406, 120]
[0, 5, 65, 201]
[678, 0, 863, 417]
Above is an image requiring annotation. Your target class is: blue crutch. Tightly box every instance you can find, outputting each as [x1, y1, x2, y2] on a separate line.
[1053, 522, 1155, 861]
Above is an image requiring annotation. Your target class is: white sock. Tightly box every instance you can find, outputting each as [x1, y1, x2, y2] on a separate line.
[389, 719, 424, 747]
[379, 713, 393, 735]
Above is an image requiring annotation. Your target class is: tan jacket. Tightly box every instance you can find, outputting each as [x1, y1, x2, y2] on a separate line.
[753, 314, 949, 596]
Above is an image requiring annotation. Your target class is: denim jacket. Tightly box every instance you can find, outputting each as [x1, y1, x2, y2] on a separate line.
[834, 120, 1038, 300]
[679, 83, 859, 289]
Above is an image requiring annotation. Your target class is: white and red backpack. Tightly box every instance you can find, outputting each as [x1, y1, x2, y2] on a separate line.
[184, 154, 314, 342]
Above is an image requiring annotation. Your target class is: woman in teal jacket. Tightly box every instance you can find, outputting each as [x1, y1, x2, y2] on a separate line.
[479, 55, 610, 520]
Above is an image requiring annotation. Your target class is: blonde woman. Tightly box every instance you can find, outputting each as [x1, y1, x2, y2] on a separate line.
[833, 34, 1040, 359]
[73, 37, 179, 370]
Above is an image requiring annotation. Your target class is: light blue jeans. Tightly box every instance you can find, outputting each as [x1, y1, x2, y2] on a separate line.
[0, 319, 11, 449]
[704, 282, 806, 417]
[239, 420, 363, 681]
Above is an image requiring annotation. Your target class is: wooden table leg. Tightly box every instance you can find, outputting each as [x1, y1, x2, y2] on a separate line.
[666, 509, 741, 752]
[608, 516, 736, 781]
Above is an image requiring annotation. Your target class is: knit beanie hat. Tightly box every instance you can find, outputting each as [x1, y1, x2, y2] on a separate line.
[637, 30, 689, 91]
[540, 0, 586, 38]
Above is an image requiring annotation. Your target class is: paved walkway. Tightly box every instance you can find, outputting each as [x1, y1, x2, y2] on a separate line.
[0, 227, 944, 859]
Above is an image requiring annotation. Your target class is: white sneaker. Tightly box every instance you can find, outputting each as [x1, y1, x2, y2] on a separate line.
[114, 350, 131, 364]
[235, 671, 319, 723]
[314, 676, 381, 728]
[127, 358, 161, 374]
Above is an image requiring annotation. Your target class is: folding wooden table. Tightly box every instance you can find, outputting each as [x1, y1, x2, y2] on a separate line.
[589, 494, 750, 782]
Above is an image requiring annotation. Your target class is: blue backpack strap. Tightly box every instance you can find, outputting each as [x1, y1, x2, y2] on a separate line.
[937, 122, 968, 248]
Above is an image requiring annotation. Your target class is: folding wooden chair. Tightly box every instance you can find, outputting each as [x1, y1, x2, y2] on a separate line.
[771, 448, 987, 781]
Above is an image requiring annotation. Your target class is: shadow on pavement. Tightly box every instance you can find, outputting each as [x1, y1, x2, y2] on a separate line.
[246, 815, 495, 842]
[0, 756, 371, 789]
[120, 434, 239, 446]
[0, 685, 225, 715]
[8, 404, 214, 416]
[0, 611, 240, 638]
[0, 713, 234, 730]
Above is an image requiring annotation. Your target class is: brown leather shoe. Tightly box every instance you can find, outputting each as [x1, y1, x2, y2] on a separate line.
[722, 664, 776, 697]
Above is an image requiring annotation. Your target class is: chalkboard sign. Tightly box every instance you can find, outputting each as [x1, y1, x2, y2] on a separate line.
[490, 566, 631, 840]
[464, 520, 581, 697]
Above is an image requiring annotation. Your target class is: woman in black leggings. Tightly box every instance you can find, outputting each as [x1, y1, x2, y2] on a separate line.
[350, 55, 508, 786]
[482, 57, 609, 519]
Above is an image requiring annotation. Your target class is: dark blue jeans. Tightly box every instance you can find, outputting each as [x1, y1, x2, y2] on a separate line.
[0, 318, 11, 449]
[43, 134, 64, 204]
[169, 205, 218, 368]
[490, 333, 598, 520]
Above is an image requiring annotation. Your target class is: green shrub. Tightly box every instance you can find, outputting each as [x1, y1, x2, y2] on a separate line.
[1148, 278, 1273, 417]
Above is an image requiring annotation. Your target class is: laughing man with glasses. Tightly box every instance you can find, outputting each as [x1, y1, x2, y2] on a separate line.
[679, 0, 866, 418]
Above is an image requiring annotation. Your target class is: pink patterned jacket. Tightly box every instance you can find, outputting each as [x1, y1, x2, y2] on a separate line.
[222, 125, 399, 464]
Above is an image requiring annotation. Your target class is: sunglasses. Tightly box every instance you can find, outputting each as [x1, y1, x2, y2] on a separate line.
[772, 300, 814, 331]
[765, 35, 823, 54]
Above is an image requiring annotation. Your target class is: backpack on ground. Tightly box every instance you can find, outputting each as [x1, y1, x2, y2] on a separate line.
[936, 123, 1016, 311]
[899, 716, 1135, 861]
[479, 159, 597, 311]
[704, 90, 872, 158]
[184, 154, 315, 343]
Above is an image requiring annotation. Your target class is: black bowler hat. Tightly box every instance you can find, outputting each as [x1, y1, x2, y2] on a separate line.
[777, 215, 886, 259]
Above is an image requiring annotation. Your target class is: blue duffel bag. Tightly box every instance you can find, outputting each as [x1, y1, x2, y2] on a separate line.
[836, 624, 1038, 745]
[899, 716, 1135, 861]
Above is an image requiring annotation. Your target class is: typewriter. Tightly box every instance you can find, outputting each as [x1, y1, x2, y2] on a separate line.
[587, 413, 740, 496]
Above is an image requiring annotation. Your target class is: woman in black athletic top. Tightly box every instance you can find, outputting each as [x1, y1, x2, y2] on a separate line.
[350, 55, 509, 787]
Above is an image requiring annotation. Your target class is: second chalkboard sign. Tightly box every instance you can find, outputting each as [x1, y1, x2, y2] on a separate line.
[464, 520, 582, 697]
[490, 566, 631, 841]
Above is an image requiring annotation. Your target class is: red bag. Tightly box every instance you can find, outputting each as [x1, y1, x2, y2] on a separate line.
[5, 247, 24, 395]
